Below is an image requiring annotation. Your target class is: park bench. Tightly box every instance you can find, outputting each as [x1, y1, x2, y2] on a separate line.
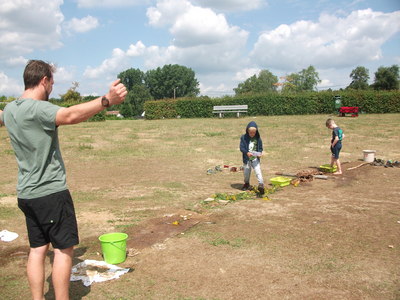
[213, 105, 248, 118]
[339, 106, 359, 117]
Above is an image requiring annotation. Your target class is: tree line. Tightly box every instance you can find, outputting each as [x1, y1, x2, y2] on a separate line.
[1, 64, 398, 117]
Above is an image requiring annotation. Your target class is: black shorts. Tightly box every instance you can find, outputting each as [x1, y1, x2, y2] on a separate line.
[18, 190, 79, 249]
[331, 142, 342, 159]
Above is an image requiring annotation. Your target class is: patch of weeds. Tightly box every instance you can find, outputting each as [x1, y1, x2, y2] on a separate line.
[0, 275, 22, 287]
[115, 224, 135, 230]
[3, 149, 14, 155]
[0, 193, 9, 197]
[203, 131, 223, 137]
[185, 230, 246, 248]
[0, 206, 19, 219]
[162, 181, 186, 189]
[177, 297, 219, 300]
[209, 237, 246, 248]
[209, 237, 230, 246]
[152, 189, 177, 203]
[78, 143, 93, 151]
[107, 211, 148, 227]
[202, 186, 278, 208]
[72, 191, 99, 203]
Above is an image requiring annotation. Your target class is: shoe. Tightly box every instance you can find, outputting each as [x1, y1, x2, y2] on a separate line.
[258, 184, 265, 195]
[242, 183, 250, 190]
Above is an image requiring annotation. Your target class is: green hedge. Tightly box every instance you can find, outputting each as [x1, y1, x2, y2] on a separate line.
[139, 90, 400, 120]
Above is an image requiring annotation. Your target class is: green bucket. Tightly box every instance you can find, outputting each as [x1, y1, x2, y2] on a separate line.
[98, 232, 128, 264]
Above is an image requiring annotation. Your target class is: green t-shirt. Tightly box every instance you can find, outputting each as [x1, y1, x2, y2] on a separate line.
[2, 99, 67, 199]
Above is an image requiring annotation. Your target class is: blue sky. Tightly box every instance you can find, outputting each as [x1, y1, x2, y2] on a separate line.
[0, 0, 399, 98]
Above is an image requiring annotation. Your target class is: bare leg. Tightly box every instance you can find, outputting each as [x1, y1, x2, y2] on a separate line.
[52, 246, 74, 300]
[333, 159, 342, 174]
[330, 155, 335, 167]
[27, 244, 49, 300]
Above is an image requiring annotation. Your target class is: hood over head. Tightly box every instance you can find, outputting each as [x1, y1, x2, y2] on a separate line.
[245, 121, 260, 138]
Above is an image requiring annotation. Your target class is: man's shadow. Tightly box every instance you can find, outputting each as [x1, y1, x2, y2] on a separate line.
[45, 247, 90, 300]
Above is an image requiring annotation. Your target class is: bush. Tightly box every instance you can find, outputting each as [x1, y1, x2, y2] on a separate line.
[142, 90, 400, 119]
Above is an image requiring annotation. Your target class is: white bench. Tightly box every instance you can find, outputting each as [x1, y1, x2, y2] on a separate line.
[213, 105, 248, 118]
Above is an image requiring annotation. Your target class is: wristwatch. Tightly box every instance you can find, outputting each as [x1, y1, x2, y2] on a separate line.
[101, 96, 110, 107]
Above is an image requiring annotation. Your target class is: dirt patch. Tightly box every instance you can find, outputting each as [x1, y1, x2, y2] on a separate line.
[0, 245, 30, 267]
[125, 210, 207, 250]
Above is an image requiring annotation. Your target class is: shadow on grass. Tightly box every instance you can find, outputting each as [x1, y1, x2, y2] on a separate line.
[230, 183, 244, 190]
[45, 247, 90, 300]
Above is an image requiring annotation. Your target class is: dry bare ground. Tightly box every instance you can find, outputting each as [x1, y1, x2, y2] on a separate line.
[0, 114, 399, 299]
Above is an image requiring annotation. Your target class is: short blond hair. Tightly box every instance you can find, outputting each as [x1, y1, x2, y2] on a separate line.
[326, 118, 335, 127]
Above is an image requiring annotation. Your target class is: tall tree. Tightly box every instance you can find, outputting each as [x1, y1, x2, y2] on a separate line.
[145, 64, 200, 99]
[234, 69, 278, 95]
[282, 66, 321, 93]
[371, 65, 399, 90]
[118, 68, 145, 91]
[347, 66, 370, 90]
[117, 68, 152, 117]
[119, 85, 153, 117]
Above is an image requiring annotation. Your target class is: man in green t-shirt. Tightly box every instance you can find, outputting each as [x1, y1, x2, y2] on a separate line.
[0, 60, 127, 300]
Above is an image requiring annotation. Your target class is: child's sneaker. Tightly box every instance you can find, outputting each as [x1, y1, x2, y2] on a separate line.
[258, 184, 265, 195]
[242, 183, 250, 190]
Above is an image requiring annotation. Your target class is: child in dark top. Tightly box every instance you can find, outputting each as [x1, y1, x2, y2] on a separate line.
[326, 118, 345, 175]
[240, 121, 265, 194]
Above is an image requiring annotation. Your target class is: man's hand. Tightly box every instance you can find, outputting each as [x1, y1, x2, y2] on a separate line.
[105, 79, 128, 106]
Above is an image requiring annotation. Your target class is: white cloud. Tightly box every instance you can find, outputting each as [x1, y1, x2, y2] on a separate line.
[126, 41, 147, 57]
[76, 0, 149, 8]
[0, 72, 23, 96]
[199, 81, 233, 96]
[83, 48, 130, 79]
[0, 0, 64, 60]
[148, 0, 249, 48]
[84, 0, 251, 82]
[234, 68, 261, 81]
[193, 0, 267, 12]
[318, 79, 333, 89]
[5, 56, 28, 67]
[170, 6, 245, 47]
[64, 16, 99, 34]
[147, 0, 191, 27]
[53, 67, 75, 84]
[145, 0, 249, 70]
[251, 9, 400, 71]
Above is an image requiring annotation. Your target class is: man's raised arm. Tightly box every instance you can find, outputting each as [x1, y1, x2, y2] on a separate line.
[56, 79, 127, 126]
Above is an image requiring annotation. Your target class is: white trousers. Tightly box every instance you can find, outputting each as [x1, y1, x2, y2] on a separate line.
[243, 158, 264, 185]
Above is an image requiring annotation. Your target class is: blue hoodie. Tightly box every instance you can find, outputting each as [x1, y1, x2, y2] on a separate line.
[240, 121, 263, 164]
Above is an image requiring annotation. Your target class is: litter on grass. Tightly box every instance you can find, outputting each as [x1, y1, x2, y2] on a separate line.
[207, 165, 243, 175]
[0, 230, 19, 242]
[70, 259, 130, 286]
[371, 158, 400, 168]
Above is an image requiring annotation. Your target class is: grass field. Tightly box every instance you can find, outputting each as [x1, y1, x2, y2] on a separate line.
[1, 113, 399, 299]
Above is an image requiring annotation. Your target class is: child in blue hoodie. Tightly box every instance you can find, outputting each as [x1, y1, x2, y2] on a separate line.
[240, 121, 265, 194]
